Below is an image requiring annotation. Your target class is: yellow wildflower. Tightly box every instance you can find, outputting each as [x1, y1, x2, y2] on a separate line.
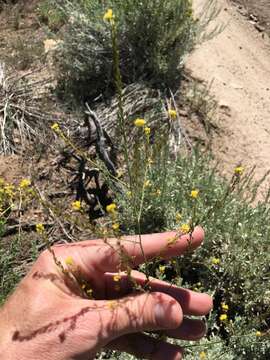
[134, 118, 146, 127]
[180, 223, 190, 234]
[126, 191, 132, 198]
[107, 300, 118, 310]
[199, 351, 207, 359]
[144, 126, 151, 136]
[112, 223, 120, 231]
[221, 303, 229, 312]
[19, 179, 31, 189]
[65, 256, 74, 266]
[0, 178, 5, 186]
[103, 9, 114, 22]
[113, 274, 121, 282]
[4, 184, 15, 198]
[86, 289, 93, 298]
[256, 331, 262, 337]
[106, 203, 117, 213]
[36, 223, 45, 234]
[190, 189, 199, 199]
[168, 109, 177, 119]
[159, 265, 166, 273]
[219, 314, 228, 322]
[212, 257, 220, 265]
[72, 200, 82, 211]
[234, 166, 244, 175]
[51, 123, 60, 131]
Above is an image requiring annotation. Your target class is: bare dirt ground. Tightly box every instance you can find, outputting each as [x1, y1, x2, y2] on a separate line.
[187, 0, 270, 195]
[232, 0, 270, 36]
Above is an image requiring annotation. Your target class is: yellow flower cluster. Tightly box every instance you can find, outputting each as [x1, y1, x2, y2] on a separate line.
[134, 118, 146, 127]
[36, 223, 45, 234]
[180, 223, 190, 234]
[103, 9, 114, 22]
[221, 302, 229, 312]
[168, 109, 177, 119]
[51, 123, 60, 131]
[159, 265, 166, 273]
[19, 179, 31, 189]
[219, 314, 228, 322]
[199, 351, 207, 359]
[65, 256, 74, 266]
[112, 223, 120, 231]
[234, 166, 244, 175]
[190, 189, 199, 199]
[106, 203, 117, 213]
[72, 200, 82, 211]
[212, 257, 220, 265]
[113, 274, 121, 282]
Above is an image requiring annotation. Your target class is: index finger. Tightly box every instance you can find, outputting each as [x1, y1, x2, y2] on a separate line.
[63, 226, 204, 274]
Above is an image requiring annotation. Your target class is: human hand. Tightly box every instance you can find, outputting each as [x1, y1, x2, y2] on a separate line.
[0, 227, 212, 360]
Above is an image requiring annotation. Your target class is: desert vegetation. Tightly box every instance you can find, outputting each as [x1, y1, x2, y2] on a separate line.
[0, 1, 270, 359]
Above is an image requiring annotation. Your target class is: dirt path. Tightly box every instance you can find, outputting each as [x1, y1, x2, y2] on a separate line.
[187, 0, 270, 194]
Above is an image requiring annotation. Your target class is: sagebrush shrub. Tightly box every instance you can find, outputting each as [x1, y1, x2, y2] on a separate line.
[56, 0, 196, 101]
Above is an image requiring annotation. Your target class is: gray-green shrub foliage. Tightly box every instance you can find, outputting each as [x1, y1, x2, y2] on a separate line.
[56, 0, 196, 100]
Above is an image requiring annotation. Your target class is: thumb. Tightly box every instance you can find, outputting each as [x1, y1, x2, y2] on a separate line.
[101, 292, 183, 341]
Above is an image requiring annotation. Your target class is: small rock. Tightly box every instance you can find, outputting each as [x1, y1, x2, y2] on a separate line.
[255, 24, 265, 33]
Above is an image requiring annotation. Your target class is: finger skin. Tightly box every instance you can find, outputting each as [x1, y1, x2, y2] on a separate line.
[52, 227, 204, 276]
[163, 318, 207, 340]
[105, 271, 213, 316]
[107, 333, 183, 360]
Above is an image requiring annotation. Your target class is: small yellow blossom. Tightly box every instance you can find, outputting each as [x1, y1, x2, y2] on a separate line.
[112, 223, 120, 231]
[0, 178, 5, 186]
[19, 179, 31, 189]
[107, 300, 118, 310]
[36, 223, 45, 234]
[168, 109, 177, 119]
[126, 191, 132, 198]
[65, 256, 74, 266]
[221, 303, 229, 312]
[199, 351, 207, 359]
[72, 200, 82, 211]
[86, 289, 93, 298]
[234, 166, 244, 175]
[256, 331, 262, 337]
[134, 118, 146, 127]
[219, 314, 228, 322]
[159, 265, 166, 273]
[212, 257, 221, 265]
[51, 123, 60, 131]
[190, 189, 199, 199]
[4, 184, 15, 198]
[144, 126, 151, 136]
[106, 203, 117, 213]
[180, 223, 190, 234]
[103, 9, 114, 22]
[156, 189, 161, 196]
[113, 274, 121, 282]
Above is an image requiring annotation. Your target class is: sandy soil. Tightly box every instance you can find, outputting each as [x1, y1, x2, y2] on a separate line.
[187, 0, 270, 195]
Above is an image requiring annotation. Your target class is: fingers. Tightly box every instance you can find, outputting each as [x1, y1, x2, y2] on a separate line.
[105, 271, 213, 316]
[60, 226, 204, 276]
[163, 318, 207, 341]
[80, 292, 183, 343]
[107, 333, 183, 360]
